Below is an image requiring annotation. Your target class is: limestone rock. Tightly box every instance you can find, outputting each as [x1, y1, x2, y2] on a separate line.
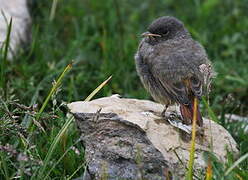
[68, 95, 238, 179]
[73, 112, 170, 180]
[0, 0, 31, 60]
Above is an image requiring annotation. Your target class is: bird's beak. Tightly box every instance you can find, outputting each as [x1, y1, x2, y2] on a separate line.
[141, 32, 161, 37]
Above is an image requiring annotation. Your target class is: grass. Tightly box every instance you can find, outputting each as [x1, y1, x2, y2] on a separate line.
[0, 17, 12, 100]
[186, 98, 198, 180]
[0, 0, 248, 179]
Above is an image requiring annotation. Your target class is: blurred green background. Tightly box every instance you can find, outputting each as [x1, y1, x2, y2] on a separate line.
[1, 0, 248, 178]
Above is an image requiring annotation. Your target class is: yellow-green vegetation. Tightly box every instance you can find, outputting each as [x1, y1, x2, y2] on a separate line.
[0, 0, 248, 179]
[186, 98, 198, 180]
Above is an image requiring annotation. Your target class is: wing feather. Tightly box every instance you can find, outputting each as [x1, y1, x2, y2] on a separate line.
[149, 53, 204, 105]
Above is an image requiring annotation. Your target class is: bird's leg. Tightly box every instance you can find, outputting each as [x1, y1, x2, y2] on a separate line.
[161, 104, 169, 117]
[168, 104, 183, 122]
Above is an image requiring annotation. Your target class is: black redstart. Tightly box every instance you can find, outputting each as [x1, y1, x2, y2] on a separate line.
[135, 16, 214, 127]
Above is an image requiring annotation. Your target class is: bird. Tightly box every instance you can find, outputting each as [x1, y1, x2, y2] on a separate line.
[135, 16, 214, 127]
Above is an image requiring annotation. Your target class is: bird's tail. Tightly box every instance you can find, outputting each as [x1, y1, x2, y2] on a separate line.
[179, 98, 203, 126]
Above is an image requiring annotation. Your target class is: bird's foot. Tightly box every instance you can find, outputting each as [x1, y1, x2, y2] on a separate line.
[161, 105, 169, 118]
[163, 111, 182, 122]
[165, 112, 193, 134]
[196, 126, 205, 138]
[161, 110, 205, 142]
[168, 111, 181, 119]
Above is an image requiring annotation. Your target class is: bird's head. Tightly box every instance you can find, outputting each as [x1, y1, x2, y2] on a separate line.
[142, 16, 189, 42]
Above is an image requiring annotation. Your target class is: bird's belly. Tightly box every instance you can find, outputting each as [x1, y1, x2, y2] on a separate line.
[140, 73, 173, 105]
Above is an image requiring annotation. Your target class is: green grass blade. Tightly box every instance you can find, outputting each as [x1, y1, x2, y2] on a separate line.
[49, 0, 59, 21]
[36, 63, 72, 121]
[22, 71, 60, 127]
[0, 151, 10, 180]
[186, 97, 198, 180]
[36, 115, 74, 179]
[37, 76, 112, 179]
[202, 97, 219, 123]
[43, 137, 81, 180]
[24, 25, 39, 61]
[224, 152, 248, 176]
[67, 162, 85, 180]
[84, 75, 112, 101]
[0, 17, 12, 99]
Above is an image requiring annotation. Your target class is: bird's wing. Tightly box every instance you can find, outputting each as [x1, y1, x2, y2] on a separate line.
[150, 53, 204, 105]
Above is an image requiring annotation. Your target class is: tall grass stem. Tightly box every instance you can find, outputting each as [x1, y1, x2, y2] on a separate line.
[84, 75, 112, 101]
[49, 0, 59, 21]
[35, 63, 72, 121]
[0, 18, 12, 99]
[186, 97, 198, 180]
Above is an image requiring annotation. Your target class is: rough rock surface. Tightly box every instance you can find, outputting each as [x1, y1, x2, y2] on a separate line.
[68, 95, 238, 179]
[0, 0, 31, 59]
[74, 112, 170, 180]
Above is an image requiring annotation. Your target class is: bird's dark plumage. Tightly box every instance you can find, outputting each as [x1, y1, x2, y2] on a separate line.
[135, 16, 214, 126]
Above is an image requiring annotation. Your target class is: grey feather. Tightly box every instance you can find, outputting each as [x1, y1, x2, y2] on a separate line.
[135, 16, 214, 106]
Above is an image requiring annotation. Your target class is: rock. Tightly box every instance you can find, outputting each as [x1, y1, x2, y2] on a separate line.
[0, 0, 31, 60]
[68, 95, 238, 179]
[73, 112, 170, 180]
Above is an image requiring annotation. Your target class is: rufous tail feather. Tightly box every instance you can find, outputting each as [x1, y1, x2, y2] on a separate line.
[180, 98, 203, 126]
